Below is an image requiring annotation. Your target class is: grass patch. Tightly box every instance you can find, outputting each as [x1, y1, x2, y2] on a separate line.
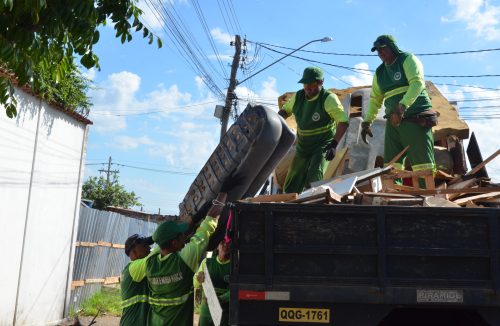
[79, 286, 122, 317]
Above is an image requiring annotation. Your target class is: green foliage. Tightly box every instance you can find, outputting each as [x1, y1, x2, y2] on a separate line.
[82, 175, 141, 210]
[34, 58, 92, 116]
[0, 0, 162, 117]
[79, 287, 122, 317]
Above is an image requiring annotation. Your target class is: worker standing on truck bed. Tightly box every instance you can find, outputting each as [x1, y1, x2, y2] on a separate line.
[361, 35, 437, 183]
[120, 234, 155, 326]
[279, 66, 349, 194]
[194, 240, 231, 326]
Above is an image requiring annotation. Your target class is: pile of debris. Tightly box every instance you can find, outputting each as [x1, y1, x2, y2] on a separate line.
[244, 147, 500, 208]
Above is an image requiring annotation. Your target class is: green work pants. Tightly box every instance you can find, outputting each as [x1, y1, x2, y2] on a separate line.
[384, 120, 435, 190]
[283, 148, 328, 194]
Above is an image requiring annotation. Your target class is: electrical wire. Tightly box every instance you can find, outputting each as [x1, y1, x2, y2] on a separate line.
[252, 41, 500, 57]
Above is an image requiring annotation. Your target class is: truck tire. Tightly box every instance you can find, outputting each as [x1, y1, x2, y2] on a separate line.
[179, 104, 295, 233]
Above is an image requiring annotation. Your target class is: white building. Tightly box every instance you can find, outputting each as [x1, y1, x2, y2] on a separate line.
[0, 76, 91, 326]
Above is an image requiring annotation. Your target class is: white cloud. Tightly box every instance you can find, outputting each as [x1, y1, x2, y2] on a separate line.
[83, 68, 96, 81]
[340, 63, 373, 86]
[113, 135, 154, 150]
[436, 83, 500, 182]
[443, 0, 500, 41]
[89, 71, 219, 133]
[235, 76, 281, 111]
[148, 122, 219, 168]
[210, 27, 233, 45]
[88, 71, 142, 132]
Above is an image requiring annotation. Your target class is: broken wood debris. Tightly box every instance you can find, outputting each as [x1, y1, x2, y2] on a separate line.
[254, 146, 500, 208]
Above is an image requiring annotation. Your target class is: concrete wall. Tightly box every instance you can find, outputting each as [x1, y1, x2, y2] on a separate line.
[0, 87, 89, 325]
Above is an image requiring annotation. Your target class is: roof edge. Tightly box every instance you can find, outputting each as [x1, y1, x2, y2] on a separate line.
[0, 68, 93, 125]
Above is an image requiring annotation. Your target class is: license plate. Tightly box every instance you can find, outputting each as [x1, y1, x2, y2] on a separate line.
[279, 307, 330, 323]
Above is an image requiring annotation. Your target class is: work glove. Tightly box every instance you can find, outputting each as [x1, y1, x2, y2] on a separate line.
[361, 122, 373, 144]
[323, 139, 338, 161]
[389, 104, 405, 127]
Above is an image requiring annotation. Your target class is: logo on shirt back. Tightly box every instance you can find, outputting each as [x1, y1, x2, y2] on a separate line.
[312, 112, 320, 122]
[394, 72, 402, 80]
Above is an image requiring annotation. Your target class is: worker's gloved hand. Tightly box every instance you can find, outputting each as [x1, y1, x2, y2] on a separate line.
[389, 104, 405, 127]
[361, 121, 373, 144]
[323, 139, 338, 161]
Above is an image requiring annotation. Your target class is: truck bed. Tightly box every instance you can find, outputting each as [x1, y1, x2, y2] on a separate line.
[229, 202, 500, 325]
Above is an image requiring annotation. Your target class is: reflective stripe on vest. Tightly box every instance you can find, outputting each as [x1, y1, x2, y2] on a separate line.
[413, 163, 436, 172]
[297, 123, 334, 137]
[121, 294, 149, 309]
[384, 162, 404, 170]
[149, 290, 193, 307]
[384, 86, 409, 100]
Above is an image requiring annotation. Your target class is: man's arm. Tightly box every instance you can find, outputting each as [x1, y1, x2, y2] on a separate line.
[324, 93, 349, 143]
[193, 258, 207, 289]
[400, 54, 426, 109]
[365, 74, 384, 123]
[128, 246, 160, 282]
[279, 93, 296, 119]
[179, 216, 217, 272]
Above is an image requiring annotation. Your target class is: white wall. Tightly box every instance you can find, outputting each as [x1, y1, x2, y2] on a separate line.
[0, 88, 89, 325]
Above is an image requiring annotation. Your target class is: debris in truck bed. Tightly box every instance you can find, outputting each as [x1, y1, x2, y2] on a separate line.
[258, 146, 500, 208]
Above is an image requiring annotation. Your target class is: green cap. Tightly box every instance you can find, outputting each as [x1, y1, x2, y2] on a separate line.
[371, 34, 398, 52]
[298, 66, 324, 84]
[153, 220, 189, 247]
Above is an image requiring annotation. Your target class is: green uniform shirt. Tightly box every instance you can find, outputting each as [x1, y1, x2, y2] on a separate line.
[194, 256, 231, 326]
[365, 52, 432, 123]
[130, 216, 217, 326]
[120, 260, 150, 326]
[282, 88, 348, 155]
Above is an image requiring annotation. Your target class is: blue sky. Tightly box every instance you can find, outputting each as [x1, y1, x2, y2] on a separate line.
[84, 0, 500, 214]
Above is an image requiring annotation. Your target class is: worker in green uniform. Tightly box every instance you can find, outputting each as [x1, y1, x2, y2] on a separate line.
[126, 192, 227, 326]
[120, 234, 155, 326]
[279, 66, 349, 194]
[361, 35, 437, 182]
[194, 240, 231, 326]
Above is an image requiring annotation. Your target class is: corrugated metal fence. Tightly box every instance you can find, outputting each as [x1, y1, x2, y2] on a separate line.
[69, 206, 159, 311]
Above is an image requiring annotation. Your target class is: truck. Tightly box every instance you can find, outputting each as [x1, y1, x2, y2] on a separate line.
[228, 202, 500, 326]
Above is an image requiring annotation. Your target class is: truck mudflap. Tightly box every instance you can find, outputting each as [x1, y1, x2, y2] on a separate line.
[179, 104, 295, 248]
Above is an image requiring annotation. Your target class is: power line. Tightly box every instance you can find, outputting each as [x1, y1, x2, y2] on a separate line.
[86, 161, 197, 176]
[435, 83, 500, 91]
[252, 40, 500, 57]
[258, 44, 500, 79]
[115, 163, 197, 175]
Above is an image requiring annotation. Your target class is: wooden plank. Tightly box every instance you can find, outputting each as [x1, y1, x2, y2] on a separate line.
[104, 276, 120, 285]
[387, 145, 410, 166]
[453, 191, 500, 205]
[400, 187, 500, 196]
[450, 149, 500, 185]
[363, 192, 418, 199]
[333, 149, 350, 177]
[71, 280, 85, 289]
[447, 178, 479, 200]
[97, 241, 112, 247]
[323, 147, 348, 179]
[78, 241, 97, 247]
[246, 193, 298, 203]
[85, 278, 106, 284]
[385, 169, 434, 179]
[465, 149, 500, 176]
[112, 243, 125, 249]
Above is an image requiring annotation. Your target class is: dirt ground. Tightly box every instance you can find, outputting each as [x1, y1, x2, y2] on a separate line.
[61, 314, 200, 326]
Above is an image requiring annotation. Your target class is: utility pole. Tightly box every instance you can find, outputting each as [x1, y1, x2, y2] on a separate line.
[98, 156, 119, 184]
[220, 34, 241, 140]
